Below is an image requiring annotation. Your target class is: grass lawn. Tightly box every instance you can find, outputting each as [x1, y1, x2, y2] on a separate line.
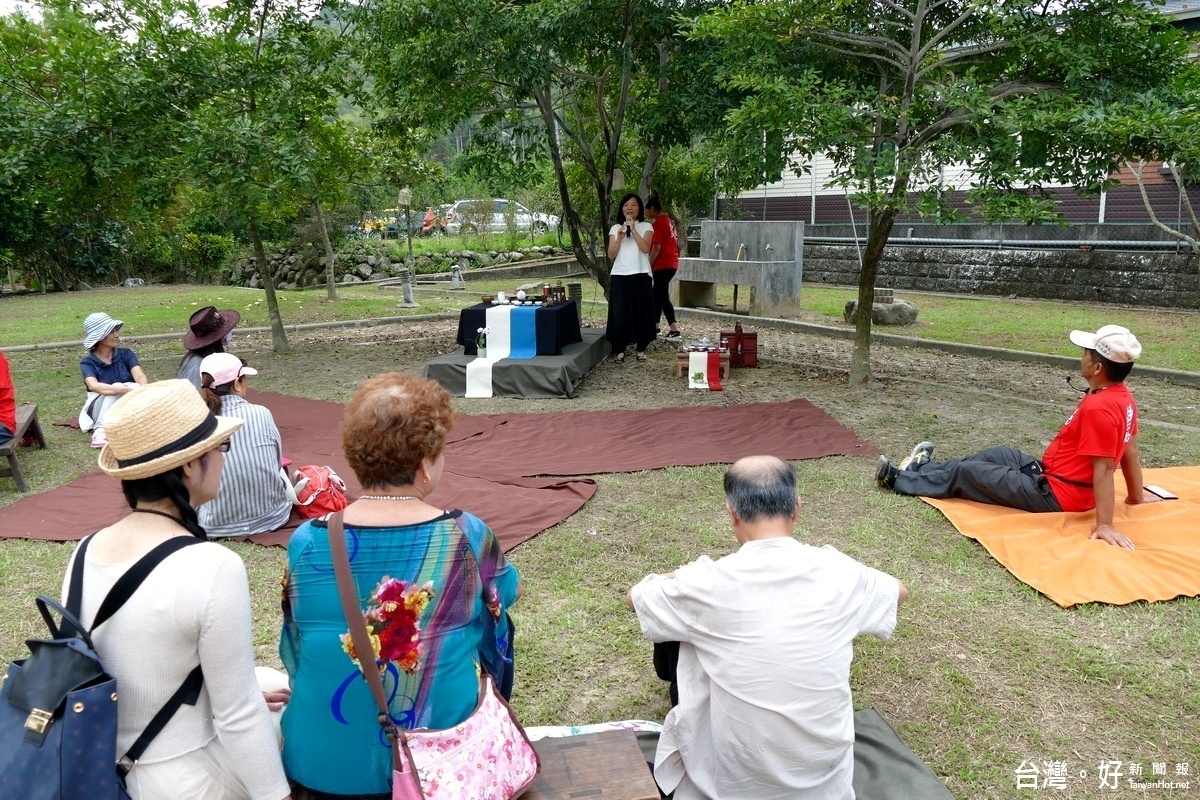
[1, 284, 1199, 799]
[3, 281, 1197, 372]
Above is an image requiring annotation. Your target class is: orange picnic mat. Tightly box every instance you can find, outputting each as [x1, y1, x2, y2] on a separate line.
[922, 465, 1200, 607]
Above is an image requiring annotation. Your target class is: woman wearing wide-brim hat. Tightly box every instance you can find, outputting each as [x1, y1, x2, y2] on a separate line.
[63, 380, 291, 800]
[177, 306, 241, 389]
[79, 312, 149, 448]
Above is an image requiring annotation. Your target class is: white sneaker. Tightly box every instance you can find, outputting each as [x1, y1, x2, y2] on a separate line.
[90, 428, 108, 448]
[898, 441, 934, 471]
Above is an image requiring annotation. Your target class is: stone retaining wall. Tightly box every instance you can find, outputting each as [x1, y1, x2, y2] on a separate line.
[226, 244, 572, 291]
[803, 244, 1200, 308]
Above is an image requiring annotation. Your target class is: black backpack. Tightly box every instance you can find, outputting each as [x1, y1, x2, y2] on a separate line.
[0, 534, 204, 800]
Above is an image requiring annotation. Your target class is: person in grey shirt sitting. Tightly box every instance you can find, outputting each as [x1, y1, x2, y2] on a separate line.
[197, 352, 293, 538]
[178, 306, 240, 389]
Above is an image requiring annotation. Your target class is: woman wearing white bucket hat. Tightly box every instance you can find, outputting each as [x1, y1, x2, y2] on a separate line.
[62, 380, 291, 800]
[78, 312, 148, 447]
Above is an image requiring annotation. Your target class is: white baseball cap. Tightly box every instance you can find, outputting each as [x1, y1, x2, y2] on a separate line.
[1069, 325, 1141, 363]
[199, 352, 258, 387]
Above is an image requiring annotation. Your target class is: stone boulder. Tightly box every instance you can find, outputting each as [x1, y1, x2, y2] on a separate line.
[843, 298, 919, 325]
[341, 274, 363, 284]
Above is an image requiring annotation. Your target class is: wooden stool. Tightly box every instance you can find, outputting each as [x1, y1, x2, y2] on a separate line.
[0, 404, 47, 492]
[675, 351, 730, 379]
[525, 730, 660, 800]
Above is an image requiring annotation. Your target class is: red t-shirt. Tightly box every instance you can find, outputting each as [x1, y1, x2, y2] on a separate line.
[1042, 383, 1138, 512]
[651, 215, 679, 271]
[0, 350, 15, 434]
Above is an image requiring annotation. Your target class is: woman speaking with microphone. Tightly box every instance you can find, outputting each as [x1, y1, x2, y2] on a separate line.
[605, 193, 656, 363]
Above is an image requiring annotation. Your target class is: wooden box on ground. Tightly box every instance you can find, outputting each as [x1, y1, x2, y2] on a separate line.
[674, 351, 730, 379]
[525, 730, 660, 800]
[0, 404, 47, 492]
[721, 329, 758, 368]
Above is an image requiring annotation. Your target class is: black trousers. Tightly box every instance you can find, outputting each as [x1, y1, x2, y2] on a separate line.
[893, 446, 1063, 512]
[653, 641, 680, 705]
[606, 273, 656, 352]
[652, 268, 677, 327]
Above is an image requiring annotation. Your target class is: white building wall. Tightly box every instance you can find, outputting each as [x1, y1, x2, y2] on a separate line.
[737, 154, 1078, 201]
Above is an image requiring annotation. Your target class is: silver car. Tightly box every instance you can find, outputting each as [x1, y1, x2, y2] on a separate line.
[444, 198, 559, 235]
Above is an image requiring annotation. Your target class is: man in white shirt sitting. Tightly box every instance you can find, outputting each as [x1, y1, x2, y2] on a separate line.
[627, 455, 909, 799]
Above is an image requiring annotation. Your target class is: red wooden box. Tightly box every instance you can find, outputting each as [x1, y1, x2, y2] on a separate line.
[721, 327, 758, 368]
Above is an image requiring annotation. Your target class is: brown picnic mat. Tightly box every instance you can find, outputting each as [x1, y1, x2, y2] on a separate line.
[440, 398, 879, 478]
[922, 465, 1200, 607]
[2, 392, 875, 550]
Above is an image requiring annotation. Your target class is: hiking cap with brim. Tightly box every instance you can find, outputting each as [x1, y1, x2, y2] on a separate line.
[183, 306, 241, 350]
[1068, 325, 1141, 363]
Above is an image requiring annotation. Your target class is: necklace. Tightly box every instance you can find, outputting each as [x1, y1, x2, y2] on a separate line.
[132, 508, 183, 524]
[360, 495, 419, 501]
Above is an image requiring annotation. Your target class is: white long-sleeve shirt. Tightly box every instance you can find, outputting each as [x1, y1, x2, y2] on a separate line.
[63, 540, 289, 800]
[631, 538, 900, 800]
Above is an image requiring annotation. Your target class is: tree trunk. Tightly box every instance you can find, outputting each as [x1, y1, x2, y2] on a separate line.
[532, 84, 609, 293]
[314, 199, 338, 301]
[638, 145, 661, 200]
[849, 206, 897, 386]
[1128, 160, 1200, 254]
[249, 219, 291, 353]
[637, 41, 671, 199]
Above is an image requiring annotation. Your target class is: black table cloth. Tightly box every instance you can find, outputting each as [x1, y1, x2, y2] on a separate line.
[456, 300, 583, 356]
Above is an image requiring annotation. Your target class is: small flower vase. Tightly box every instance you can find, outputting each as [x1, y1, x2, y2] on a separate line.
[477, 346, 487, 359]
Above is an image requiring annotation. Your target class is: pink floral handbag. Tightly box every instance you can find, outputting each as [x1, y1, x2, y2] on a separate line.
[328, 512, 540, 800]
[404, 673, 540, 799]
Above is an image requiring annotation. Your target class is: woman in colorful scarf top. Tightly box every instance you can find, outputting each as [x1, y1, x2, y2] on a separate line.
[279, 372, 521, 799]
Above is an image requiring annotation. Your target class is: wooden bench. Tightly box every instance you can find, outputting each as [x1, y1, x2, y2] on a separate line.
[526, 730, 660, 800]
[0, 404, 47, 492]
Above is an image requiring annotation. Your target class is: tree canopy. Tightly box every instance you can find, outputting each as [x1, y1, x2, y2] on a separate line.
[690, 0, 1195, 383]
[3, 0, 1196, 372]
[354, 0, 731, 290]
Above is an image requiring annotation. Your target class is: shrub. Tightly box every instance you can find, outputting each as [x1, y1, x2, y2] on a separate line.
[180, 233, 235, 282]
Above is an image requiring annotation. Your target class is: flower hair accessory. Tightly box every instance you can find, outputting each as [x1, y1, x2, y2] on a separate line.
[341, 576, 435, 675]
[475, 327, 490, 348]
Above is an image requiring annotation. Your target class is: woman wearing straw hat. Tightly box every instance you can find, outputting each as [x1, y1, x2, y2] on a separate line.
[62, 380, 291, 800]
[178, 306, 241, 389]
[197, 353, 292, 538]
[79, 312, 148, 448]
